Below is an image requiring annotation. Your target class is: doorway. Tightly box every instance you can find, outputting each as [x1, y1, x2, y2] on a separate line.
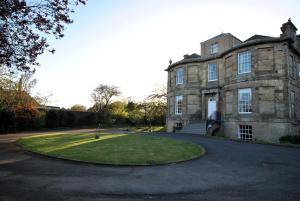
[207, 95, 217, 119]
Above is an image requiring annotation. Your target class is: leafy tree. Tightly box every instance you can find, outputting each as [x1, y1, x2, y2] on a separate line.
[70, 104, 87, 112]
[0, 67, 15, 111]
[0, 69, 41, 131]
[126, 101, 136, 111]
[91, 84, 121, 113]
[109, 101, 128, 117]
[127, 105, 144, 125]
[108, 101, 128, 124]
[0, 0, 86, 72]
[0, 71, 37, 113]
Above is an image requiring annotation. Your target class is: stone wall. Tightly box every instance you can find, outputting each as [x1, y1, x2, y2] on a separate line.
[166, 39, 300, 142]
[200, 33, 242, 57]
[224, 121, 291, 143]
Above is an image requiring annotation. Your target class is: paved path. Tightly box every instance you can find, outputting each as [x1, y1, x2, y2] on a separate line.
[1, 129, 300, 201]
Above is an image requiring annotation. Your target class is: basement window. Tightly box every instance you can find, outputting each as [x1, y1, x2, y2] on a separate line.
[238, 125, 253, 141]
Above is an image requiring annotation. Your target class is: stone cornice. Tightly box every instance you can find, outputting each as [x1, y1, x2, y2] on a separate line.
[165, 37, 300, 71]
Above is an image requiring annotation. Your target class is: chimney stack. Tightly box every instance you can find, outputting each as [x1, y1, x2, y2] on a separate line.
[280, 18, 298, 49]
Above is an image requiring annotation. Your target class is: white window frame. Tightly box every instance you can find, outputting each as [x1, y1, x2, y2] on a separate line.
[238, 125, 253, 141]
[208, 63, 218, 81]
[175, 95, 183, 115]
[210, 43, 219, 54]
[238, 51, 251, 74]
[238, 88, 252, 114]
[176, 68, 184, 85]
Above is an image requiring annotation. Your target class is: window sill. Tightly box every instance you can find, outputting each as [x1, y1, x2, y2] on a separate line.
[238, 72, 251, 75]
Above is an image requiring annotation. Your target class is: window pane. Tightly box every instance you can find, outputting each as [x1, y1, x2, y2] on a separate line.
[208, 63, 217, 81]
[239, 125, 253, 141]
[238, 51, 251, 74]
[175, 96, 183, 115]
[176, 68, 184, 85]
[211, 43, 219, 54]
[238, 89, 252, 113]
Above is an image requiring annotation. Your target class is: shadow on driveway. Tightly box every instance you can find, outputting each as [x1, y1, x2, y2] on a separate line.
[0, 129, 300, 201]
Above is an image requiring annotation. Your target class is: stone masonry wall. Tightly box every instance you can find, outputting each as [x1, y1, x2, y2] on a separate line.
[166, 39, 300, 142]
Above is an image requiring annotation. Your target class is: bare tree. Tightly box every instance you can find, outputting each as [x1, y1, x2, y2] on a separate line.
[91, 84, 121, 113]
[142, 85, 167, 129]
[34, 92, 53, 107]
[17, 72, 37, 93]
[147, 85, 167, 103]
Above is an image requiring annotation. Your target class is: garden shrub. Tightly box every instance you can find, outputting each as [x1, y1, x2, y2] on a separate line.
[45, 110, 59, 128]
[0, 111, 16, 133]
[32, 111, 46, 129]
[279, 135, 300, 144]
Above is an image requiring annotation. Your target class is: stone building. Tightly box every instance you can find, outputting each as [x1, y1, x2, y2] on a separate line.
[166, 19, 300, 142]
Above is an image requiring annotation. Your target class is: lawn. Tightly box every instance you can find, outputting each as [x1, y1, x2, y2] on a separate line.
[104, 125, 166, 132]
[18, 132, 205, 165]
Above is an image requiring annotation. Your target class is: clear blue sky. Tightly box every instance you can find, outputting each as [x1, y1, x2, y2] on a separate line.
[32, 0, 300, 108]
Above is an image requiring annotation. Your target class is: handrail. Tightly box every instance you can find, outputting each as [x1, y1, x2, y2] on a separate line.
[173, 125, 182, 133]
[206, 111, 221, 132]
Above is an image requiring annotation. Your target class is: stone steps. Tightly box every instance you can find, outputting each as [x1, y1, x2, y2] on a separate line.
[179, 122, 207, 135]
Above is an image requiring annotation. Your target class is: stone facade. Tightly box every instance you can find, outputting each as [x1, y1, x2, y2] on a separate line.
[166, 20, 300, 143]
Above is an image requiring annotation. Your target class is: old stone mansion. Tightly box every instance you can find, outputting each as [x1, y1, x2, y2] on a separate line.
[166, 19, 300, 142]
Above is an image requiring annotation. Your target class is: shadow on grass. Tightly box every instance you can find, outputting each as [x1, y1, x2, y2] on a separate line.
[19, 134, 205, 165]
[19, 133, 127, 154]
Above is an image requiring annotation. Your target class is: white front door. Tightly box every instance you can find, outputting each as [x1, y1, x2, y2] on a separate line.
[207, 96, 217, 118]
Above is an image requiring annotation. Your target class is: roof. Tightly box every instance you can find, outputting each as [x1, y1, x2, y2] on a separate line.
[183, 53, 201, 59]
[166, 36, 296, 71]
[244, 35, 275, 42]
[201, 33, 242, 43]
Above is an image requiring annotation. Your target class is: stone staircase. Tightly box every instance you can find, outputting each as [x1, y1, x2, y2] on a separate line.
[178, 122, 207, 135]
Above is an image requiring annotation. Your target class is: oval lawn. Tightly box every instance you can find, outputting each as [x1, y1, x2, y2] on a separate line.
[18, 133, 205, 165]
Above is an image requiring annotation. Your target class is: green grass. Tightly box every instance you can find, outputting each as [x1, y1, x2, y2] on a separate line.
[106, 125, 166, 132]
[18, 132, 205, 165]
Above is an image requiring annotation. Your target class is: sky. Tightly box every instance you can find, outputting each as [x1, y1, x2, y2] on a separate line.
[32, 0, 300, 108]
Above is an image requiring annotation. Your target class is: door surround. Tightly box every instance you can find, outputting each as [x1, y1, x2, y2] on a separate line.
[207, 94, 217, 118]
[201, 88, 220, 120]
